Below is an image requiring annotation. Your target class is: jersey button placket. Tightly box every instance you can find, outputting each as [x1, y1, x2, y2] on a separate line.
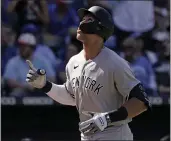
[78, 66, 86, 114]
[78, 61, 89, 114]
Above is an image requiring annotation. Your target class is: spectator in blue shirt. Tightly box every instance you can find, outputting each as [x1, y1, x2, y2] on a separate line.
[21, 24, 62, 71]
[48, 0, 79, 37]
[7, 0, 49, 38]
[47, 0, 79, 60]
[3, 33, 56, 97]
[1, 25, 17, 75]
[2, 0, 10, 24]
[56, 42, 81, 84]
[121, 37, 158, 96]
[35, 44, 62, 70]
[153, 40, 170, 99]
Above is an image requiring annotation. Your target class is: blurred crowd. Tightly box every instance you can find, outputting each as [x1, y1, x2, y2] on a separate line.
[1, 0, 170, 100]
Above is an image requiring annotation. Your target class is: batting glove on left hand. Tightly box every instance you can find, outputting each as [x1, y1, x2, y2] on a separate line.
[26, 60, 46, 89]
[79, 112, 110, 135]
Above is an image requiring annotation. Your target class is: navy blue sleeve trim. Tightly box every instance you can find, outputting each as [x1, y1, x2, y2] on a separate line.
[129, 83, 152, 110]
[64, 83, 75, 99]
[40, 81, 52, 93]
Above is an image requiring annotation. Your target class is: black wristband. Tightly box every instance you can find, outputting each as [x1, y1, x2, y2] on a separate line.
[40, 81, 52, 93]
[108, 106, 128, 123]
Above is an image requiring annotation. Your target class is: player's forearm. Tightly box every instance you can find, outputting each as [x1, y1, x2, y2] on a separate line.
[106, 98, 147, 124]
[122, 97, 147, 118]
[41, 81, 76, 106]
[107, 83, 150, 123]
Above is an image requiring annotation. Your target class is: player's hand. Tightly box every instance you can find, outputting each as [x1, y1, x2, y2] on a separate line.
[79, 112, 109, 135]
[26, 60, 46, 88]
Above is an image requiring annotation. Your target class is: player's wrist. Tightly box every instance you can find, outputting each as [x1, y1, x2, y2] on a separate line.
[107, 106, 128, 123]
[105, 113, 112, 125]
[40, 81, 52, 93]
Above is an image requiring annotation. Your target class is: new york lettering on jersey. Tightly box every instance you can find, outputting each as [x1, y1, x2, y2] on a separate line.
[71, 75, 103, 95]
[68, 54, 105, 97]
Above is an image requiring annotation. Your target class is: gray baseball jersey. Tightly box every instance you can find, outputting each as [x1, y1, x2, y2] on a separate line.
[65, 47, 140, 140]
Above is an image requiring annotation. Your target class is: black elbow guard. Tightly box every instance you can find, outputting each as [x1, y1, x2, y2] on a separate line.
[129, 83, 152, 110]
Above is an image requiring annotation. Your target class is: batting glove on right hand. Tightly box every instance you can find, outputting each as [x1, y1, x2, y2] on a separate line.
[79, 112, 110, 136]
[26, 60, 46, 89]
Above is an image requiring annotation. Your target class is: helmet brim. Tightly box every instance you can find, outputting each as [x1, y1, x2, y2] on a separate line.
[77, 8, 92, 20]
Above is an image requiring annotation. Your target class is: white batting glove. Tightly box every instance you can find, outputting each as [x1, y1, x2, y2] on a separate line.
[26, 60, 46, 88]
[79, 112, 109, 135]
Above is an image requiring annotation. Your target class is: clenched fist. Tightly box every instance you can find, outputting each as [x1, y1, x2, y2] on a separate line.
[26, 60, 46, 88]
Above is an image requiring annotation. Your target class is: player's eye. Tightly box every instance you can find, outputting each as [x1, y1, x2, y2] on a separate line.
[82, 17, 94, 22]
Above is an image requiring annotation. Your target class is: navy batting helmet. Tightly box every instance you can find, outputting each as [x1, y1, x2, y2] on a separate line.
[77, 6, 114, 41]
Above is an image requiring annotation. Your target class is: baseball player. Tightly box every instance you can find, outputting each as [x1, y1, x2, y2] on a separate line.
[26, 6, 151, 140]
